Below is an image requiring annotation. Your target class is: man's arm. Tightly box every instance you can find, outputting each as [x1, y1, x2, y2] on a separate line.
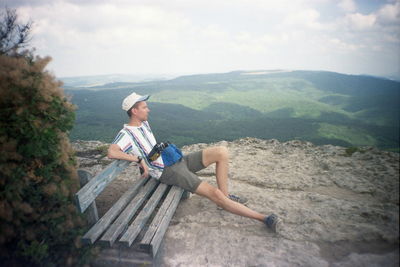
[108, 144, 139, 161]
[107, 144, 149, 178]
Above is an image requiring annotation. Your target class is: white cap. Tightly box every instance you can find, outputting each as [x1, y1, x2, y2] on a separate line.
[122, 92, 150, 111]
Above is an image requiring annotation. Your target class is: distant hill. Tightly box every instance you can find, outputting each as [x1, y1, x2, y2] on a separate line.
[65, 70, 400, 151]
[60, 73, 176, 88]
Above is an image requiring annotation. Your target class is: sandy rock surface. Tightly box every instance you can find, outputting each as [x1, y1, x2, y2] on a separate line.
[72, 138, 399, 267]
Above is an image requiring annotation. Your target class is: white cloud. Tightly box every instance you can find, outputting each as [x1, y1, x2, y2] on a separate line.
[377, 1, 400, 24]
[6, 0, 400, 77]
[344, 13, 377, 30]
[283, 8, 326, 30]
[328, 38, 360, 52]
[20, 2, 191, 50]
[338, 0, 357, 12]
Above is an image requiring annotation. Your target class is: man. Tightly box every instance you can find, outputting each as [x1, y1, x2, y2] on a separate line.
[108, 92, 281, 231]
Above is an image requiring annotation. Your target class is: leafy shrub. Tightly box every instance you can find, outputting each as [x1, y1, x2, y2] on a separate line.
[96, 145, 109, 158]
[344, 146, 365, 157]
[0, 53, 90, 266]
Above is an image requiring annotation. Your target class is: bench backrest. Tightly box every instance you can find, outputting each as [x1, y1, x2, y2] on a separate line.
[75, 159, 131, 213]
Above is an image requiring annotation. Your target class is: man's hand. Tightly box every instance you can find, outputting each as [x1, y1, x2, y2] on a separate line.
[108, 144, 150, 178]
[139, 161, 149, 178]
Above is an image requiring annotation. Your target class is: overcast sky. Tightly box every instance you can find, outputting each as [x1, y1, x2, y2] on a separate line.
[2, 0, 399, 78]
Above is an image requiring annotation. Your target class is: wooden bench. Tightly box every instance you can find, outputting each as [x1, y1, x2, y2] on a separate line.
[75, 159, 188, 262]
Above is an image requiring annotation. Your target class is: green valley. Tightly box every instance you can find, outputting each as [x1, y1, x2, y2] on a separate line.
[65, 70, 399, 151]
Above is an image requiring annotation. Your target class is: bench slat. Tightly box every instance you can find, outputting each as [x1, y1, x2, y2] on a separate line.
[139, 186, 183, 256]
[139, 186, 182, 245]
[119, 183, 169, 247]
[99, 178, 159, 247]
[75, 160, 131, 213]
[78, 170, 99, 226]
[81, 176, 148, 244]
[148, 186, 183, 257]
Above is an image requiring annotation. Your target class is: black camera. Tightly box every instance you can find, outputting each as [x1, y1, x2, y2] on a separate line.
[147, 142, 169, 162]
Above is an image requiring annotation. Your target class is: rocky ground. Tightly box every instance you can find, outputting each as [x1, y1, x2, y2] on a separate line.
[72, 138, 399, 267]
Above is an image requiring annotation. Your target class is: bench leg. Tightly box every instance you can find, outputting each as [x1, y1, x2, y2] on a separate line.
[78, 169, 99, 226]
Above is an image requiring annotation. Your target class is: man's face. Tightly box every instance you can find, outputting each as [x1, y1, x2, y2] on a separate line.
[132, 101, 150, 121]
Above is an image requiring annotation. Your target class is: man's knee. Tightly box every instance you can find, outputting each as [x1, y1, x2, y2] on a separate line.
[196, 182, 227, 206]
[215, 146, 229, 161]
[202, 146, 229, 166]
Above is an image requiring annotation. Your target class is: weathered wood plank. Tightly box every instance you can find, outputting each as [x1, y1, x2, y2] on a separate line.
[119, 183, 168, 247]
[148, 186, 184, 257]
[99, 178, 159, 247]
[139, 186, 184, 256]
[78, 169, 99, 225]
[81, 176, 148, 245]
[91, 246, 154, 266]
[139, 186, 181, 246]
[75, 159, 131, 213]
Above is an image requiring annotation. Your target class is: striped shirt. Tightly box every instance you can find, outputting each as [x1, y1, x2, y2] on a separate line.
[112, 121, 164, 179]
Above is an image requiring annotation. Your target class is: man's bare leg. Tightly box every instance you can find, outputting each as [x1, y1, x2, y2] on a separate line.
[195, 181, 265, 222]
[202, 146, 230, 196]
[195, 146, 281, 229]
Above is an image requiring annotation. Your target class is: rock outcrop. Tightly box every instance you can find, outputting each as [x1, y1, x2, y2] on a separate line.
[72, 138, 399, 266]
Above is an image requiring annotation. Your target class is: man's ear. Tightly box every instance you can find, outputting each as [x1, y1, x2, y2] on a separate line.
[131, 107, 138, 116]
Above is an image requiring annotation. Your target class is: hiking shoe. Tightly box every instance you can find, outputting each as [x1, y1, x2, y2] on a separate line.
[228, 194, 248, 205]
[264, 214, 282, 233]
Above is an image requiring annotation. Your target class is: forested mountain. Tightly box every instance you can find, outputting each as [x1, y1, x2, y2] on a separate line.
[65, 70, 399, 151]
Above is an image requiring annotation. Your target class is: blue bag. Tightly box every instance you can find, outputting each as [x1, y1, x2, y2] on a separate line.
[161, 144, 183, 167]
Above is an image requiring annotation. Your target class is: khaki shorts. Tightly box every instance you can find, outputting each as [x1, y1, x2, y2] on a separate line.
[159, 150, 205, 193]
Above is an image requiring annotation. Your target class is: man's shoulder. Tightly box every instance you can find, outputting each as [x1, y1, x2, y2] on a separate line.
[113, 129, 127, 144]
[115, 128, 128, 136]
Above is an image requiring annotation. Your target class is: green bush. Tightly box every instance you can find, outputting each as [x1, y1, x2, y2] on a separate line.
[344, 146, 365, 157]
[0, 54, 90, 266]
[96, 145, 109, 158]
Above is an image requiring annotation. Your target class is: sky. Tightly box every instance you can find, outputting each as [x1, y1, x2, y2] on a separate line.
[2, 0, 400, 78]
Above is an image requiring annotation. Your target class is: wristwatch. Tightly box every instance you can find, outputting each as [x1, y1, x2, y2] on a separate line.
[136, 156, 143, 164]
